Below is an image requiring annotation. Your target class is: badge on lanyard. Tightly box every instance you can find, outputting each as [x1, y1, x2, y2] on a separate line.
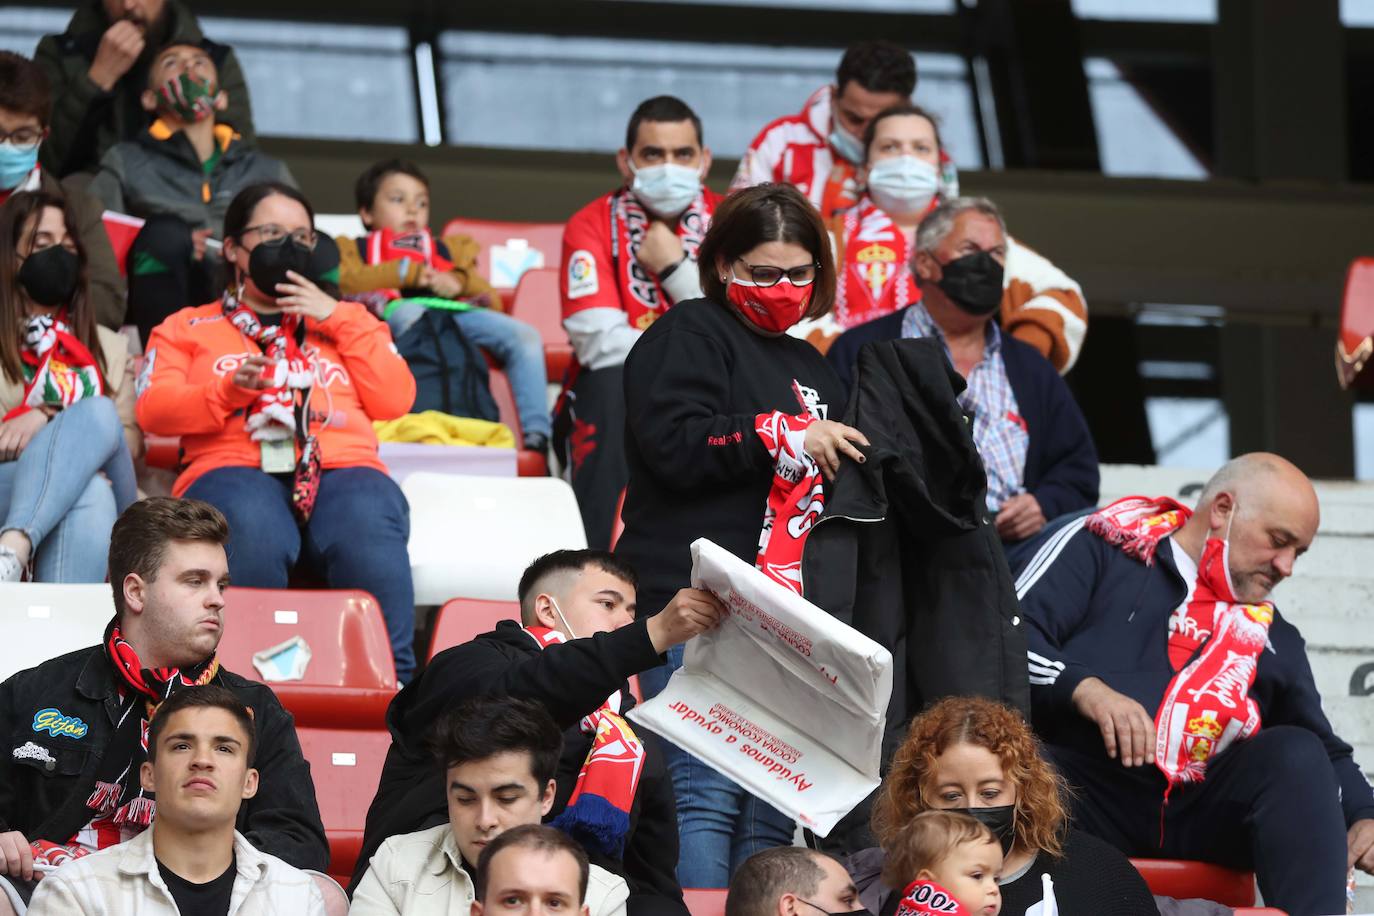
[259, 439, 296, 474]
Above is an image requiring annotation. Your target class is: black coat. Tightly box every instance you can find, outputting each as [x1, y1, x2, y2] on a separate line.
[801, 338, 1031, 852]
[351, 619, 686, 916]
[0, 647, 328, 871]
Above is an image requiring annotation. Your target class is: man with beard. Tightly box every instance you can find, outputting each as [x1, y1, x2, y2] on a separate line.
[1015, 453, 1374, 916]
[35, 0, 255, 178]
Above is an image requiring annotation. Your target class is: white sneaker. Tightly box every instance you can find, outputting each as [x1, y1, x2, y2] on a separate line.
[0, 545, 22, 582]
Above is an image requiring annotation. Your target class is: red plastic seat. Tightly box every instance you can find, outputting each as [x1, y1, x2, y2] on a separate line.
[683, 888, 727, 916]
[102, 211, 145, 276]
[215, 587, 397, 727]
[295, 726, 390, 886]
[509, 268, 573, 380]
[441, 218, 564, 299]
[488, 366, 548, 476]
[1338, 256, 1374, 389]
[428, 597, 519, 661]
[609, 488, 627, 551]
[1130, 858, 1256, 907]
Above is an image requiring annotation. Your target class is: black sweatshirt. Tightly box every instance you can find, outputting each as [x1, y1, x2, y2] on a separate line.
[350, 619, 686, 916]
[616, 297, 846, 600]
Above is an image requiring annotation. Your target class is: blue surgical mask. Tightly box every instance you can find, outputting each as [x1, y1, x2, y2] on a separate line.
[866, 155, 940, 216]
[630, 162, 701, 218]
[828, 122, 865, 165]
[0, 142, 39, 191]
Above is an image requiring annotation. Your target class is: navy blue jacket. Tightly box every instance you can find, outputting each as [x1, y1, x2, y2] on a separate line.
[827, 308, 1099, 522]
[1014, 515, 1374, 826]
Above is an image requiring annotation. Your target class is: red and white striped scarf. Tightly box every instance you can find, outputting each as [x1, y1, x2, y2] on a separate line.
[4, 309, 103, 421]
[222, 292, 315, 441]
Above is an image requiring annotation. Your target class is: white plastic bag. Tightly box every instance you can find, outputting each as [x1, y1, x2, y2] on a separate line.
[628, 539, 892, 836]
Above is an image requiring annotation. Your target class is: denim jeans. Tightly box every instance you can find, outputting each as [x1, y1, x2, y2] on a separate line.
[0, 397, 137, 582]
[386, 301, 551, 438]
[184, 465, 416, 682]
[639, 642, 796, 888]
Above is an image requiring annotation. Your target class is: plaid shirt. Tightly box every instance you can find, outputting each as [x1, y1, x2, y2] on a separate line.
[901, 303, 1028, 511]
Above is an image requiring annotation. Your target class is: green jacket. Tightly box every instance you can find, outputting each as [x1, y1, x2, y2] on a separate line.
[35, 0, 256, 178]
[89, 121, 295, 237]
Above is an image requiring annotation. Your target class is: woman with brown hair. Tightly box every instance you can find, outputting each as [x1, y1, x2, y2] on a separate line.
[618, 182, 868, 887]
[0, 190, 139, 582]
[864, 696, 1158, 915]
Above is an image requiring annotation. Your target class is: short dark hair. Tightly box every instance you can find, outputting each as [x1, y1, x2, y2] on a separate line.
[516, 549, 639, 625]
[354, 158, 430, 219]
[428, 696, 563, 786]
[0, 51, 51, 126]
[108, 498, 229, 620]
[146, 685, 257, 767]
[625, 95, 703, 153]
[475, 824, 590, 904]
[726, 847, 830, 916]
[836, 41, 916, 98]
[697, 183, 836, 320]
[862, 102, 942, 164]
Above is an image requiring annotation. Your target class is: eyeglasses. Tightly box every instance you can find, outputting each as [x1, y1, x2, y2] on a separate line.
[733, 258, 820, 288]
[0, 128, 47, 152]
[242, 224, 317, 249]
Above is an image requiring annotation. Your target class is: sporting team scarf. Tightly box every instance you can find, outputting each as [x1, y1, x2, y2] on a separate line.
[1086, 496, 1273, 797]
[3, 310, 103, 421]
[608, 189, 711, 330]
[753, 409, 824, 595]
[833, 197, 921, 330]
[362, 227, 457, 304]
[222, 291, 314, 442]
[895, 879, 970, 916]
[87, 623, 220, 826]
[524, 625, 645, 857]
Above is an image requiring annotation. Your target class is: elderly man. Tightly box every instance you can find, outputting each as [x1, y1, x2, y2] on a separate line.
[827, 197, 1098, 543]
[1015, 453, 1374, 915]
[724, 847, 862, 916]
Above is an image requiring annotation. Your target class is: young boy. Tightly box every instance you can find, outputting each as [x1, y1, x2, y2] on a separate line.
[88, 41, 295, 345]
[339, 159, 551, 452]
[883, 811, 1003, 916]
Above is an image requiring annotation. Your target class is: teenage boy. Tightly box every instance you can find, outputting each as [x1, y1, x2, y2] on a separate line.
[351, 696, 627, 916]
[88, 41, 294, 345]
[338, 158, 551, 452]
[28, 686, 329, 915]
[0, 498, 328, 913]
[353, 549, 723, 916]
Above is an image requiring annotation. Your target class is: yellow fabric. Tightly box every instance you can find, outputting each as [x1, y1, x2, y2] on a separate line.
[373, 411, 515, 448]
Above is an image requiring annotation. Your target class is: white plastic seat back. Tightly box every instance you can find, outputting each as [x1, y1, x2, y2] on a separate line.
[0, 583, 111, 683]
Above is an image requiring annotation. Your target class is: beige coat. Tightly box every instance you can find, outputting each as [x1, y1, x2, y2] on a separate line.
[0, 324, 143, 460]
[349, 824, 630, 916]
[27, 826, 328, 916]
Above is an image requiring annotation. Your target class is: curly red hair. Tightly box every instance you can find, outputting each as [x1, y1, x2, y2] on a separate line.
[872, 696, 1068, 859]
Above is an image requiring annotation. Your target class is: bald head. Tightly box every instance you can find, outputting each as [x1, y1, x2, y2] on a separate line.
[1185, 452, 1319, 601]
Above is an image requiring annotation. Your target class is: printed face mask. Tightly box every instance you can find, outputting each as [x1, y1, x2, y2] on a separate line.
[935, 250, 1004, 317]
[247, 236, 313, 299]
[0, 142, 39, 190]
[630, 162, 701, 219]
[866, 156, 939, 216]
[156, 72, 217, 123]
[18, 245, 80, 307]
[726, 272, 813, 334]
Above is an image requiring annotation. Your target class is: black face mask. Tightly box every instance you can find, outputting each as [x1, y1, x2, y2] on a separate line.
[246, 235, 314, 299]
[798, 901, 874, 916]
[936, 250, 1004, 317]
[957, 804, 1016, 855]
[18, 245, 80, 307]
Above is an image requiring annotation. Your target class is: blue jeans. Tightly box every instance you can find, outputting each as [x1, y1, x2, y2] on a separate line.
[639, 643, 796, 888]
[0, 397, 136, 582]
[184, 465, 416, 682]
[386, 301, 550, 439]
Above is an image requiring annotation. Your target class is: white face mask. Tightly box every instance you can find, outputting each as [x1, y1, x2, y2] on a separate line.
[865, 155, 940, 216]
[828, 121, 865, 165]
[548, 596, 578, 640]
[629, 162, 701, 218]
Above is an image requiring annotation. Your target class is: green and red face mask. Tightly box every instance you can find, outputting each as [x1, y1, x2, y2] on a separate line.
[155, 72, 217, 123]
